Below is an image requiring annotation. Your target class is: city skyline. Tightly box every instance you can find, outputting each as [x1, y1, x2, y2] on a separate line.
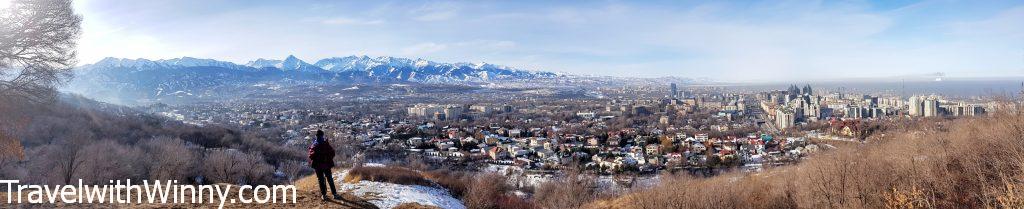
[67, 0, 1024, 82]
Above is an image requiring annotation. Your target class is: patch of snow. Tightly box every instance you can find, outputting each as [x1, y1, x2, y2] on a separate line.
[335, 170, 466, 209]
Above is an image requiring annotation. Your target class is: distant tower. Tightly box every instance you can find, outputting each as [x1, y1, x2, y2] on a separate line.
[670, 83, 678, 99]
[1019, 82, 1024, 100]
[901, 79, 906, 98]
[802, 84, 813, 95]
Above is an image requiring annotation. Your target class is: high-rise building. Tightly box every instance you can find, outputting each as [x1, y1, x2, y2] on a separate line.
[846, 107, 863, 118]
[804, 104, 820, 120]
[951, 102, 983, 116]
[870, 108, 885, 118]
[923, 99, 939, 117]
[670, 83, 678, 99]
[775, 108, 795, 130]
[409, 104, 464, 120]
[909, 96, 924, 116]
[788, 85, 800, 96]
[864, 96, 878, 108]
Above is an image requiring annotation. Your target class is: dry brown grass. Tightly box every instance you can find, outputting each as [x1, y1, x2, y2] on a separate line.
[595, 108, 1024, 209]
[343, 166, 434, 187]
[394, 202, 444, 209]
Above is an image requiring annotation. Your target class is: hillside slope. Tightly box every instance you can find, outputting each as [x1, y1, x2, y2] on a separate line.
[586, 110, 1024, 209]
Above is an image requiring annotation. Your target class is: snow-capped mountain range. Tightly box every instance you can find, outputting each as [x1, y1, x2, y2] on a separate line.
[65, 55, 561, 104]
[81, 55, 558, 80]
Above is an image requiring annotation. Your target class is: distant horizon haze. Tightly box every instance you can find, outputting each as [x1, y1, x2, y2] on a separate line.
[74, 55, 1024, 85]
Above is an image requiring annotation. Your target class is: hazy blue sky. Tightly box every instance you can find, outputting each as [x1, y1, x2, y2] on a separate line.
[66, 0, 1024, 81]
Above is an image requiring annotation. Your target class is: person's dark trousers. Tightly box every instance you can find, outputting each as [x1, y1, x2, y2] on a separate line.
[315, 169, 338, 196]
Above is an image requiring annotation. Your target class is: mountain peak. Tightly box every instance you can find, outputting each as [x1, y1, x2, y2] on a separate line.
[90, 57, 160, 69]
[246, 58, 283, 69]
[278, 55, 323, 72]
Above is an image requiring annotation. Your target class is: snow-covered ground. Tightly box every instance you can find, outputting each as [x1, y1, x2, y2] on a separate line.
[334, 169, 466, 209]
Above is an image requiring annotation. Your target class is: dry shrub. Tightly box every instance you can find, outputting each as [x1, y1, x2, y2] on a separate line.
[495, 194, 538, 209]
[0, 131, 25, 182]
[463, 172, 512, 209]
[423, 169, 474, 198]
[395, 202, 443, 209]
[0, 132, 24, 164]
[77, 140, 148, 184]
[600, 107, 1024, 209]
[884, 186, 928, 209]
[535, 171, 600, 209]
[997, 180, 1024, 208]
[344, 166, 433, 187]
[201, 149, 274, 185]
[279, 160, 310, 183]
[611, 173, 796, 209]
[143, 136, 197, 182]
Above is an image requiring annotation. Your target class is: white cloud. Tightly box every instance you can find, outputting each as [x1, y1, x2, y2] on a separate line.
[410, 2, 458, 21]
[321, 17, 384, 25]
[948, 6, 1024, 39]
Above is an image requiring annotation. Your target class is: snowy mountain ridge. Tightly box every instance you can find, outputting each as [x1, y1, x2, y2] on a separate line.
[85, 55, 554, 78]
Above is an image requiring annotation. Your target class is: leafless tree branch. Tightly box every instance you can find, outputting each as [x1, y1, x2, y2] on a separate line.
[0, 0, 81, 104]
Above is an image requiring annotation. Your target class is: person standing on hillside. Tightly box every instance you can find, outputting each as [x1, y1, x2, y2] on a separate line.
[309, 129, 342, 201]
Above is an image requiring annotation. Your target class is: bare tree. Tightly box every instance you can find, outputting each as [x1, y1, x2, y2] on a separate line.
[202, 150, 245, 184]
[0, 0, 82, 104]
[278, 160, 308, 183]
[201, 150, 274, 185]
[0, 131, 25, 182]
[0, 132, 24, 166]
[143, 137, 197, 182]
[77, 140, 147, 184]
[464, 172, 509, 209]
[54, 140, 84, 185]
[533, 170, 598, 209]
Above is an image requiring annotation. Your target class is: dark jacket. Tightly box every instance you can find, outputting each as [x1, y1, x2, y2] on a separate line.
[308, 138, 336, 171]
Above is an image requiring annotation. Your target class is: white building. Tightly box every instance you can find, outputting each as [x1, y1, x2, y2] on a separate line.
[775, 108, 795, 130]
[908, 96, 924, 116]
[923, 99, 939, 117]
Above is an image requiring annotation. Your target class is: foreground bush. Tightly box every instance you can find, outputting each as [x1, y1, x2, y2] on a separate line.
[344, 165, 434, 187]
